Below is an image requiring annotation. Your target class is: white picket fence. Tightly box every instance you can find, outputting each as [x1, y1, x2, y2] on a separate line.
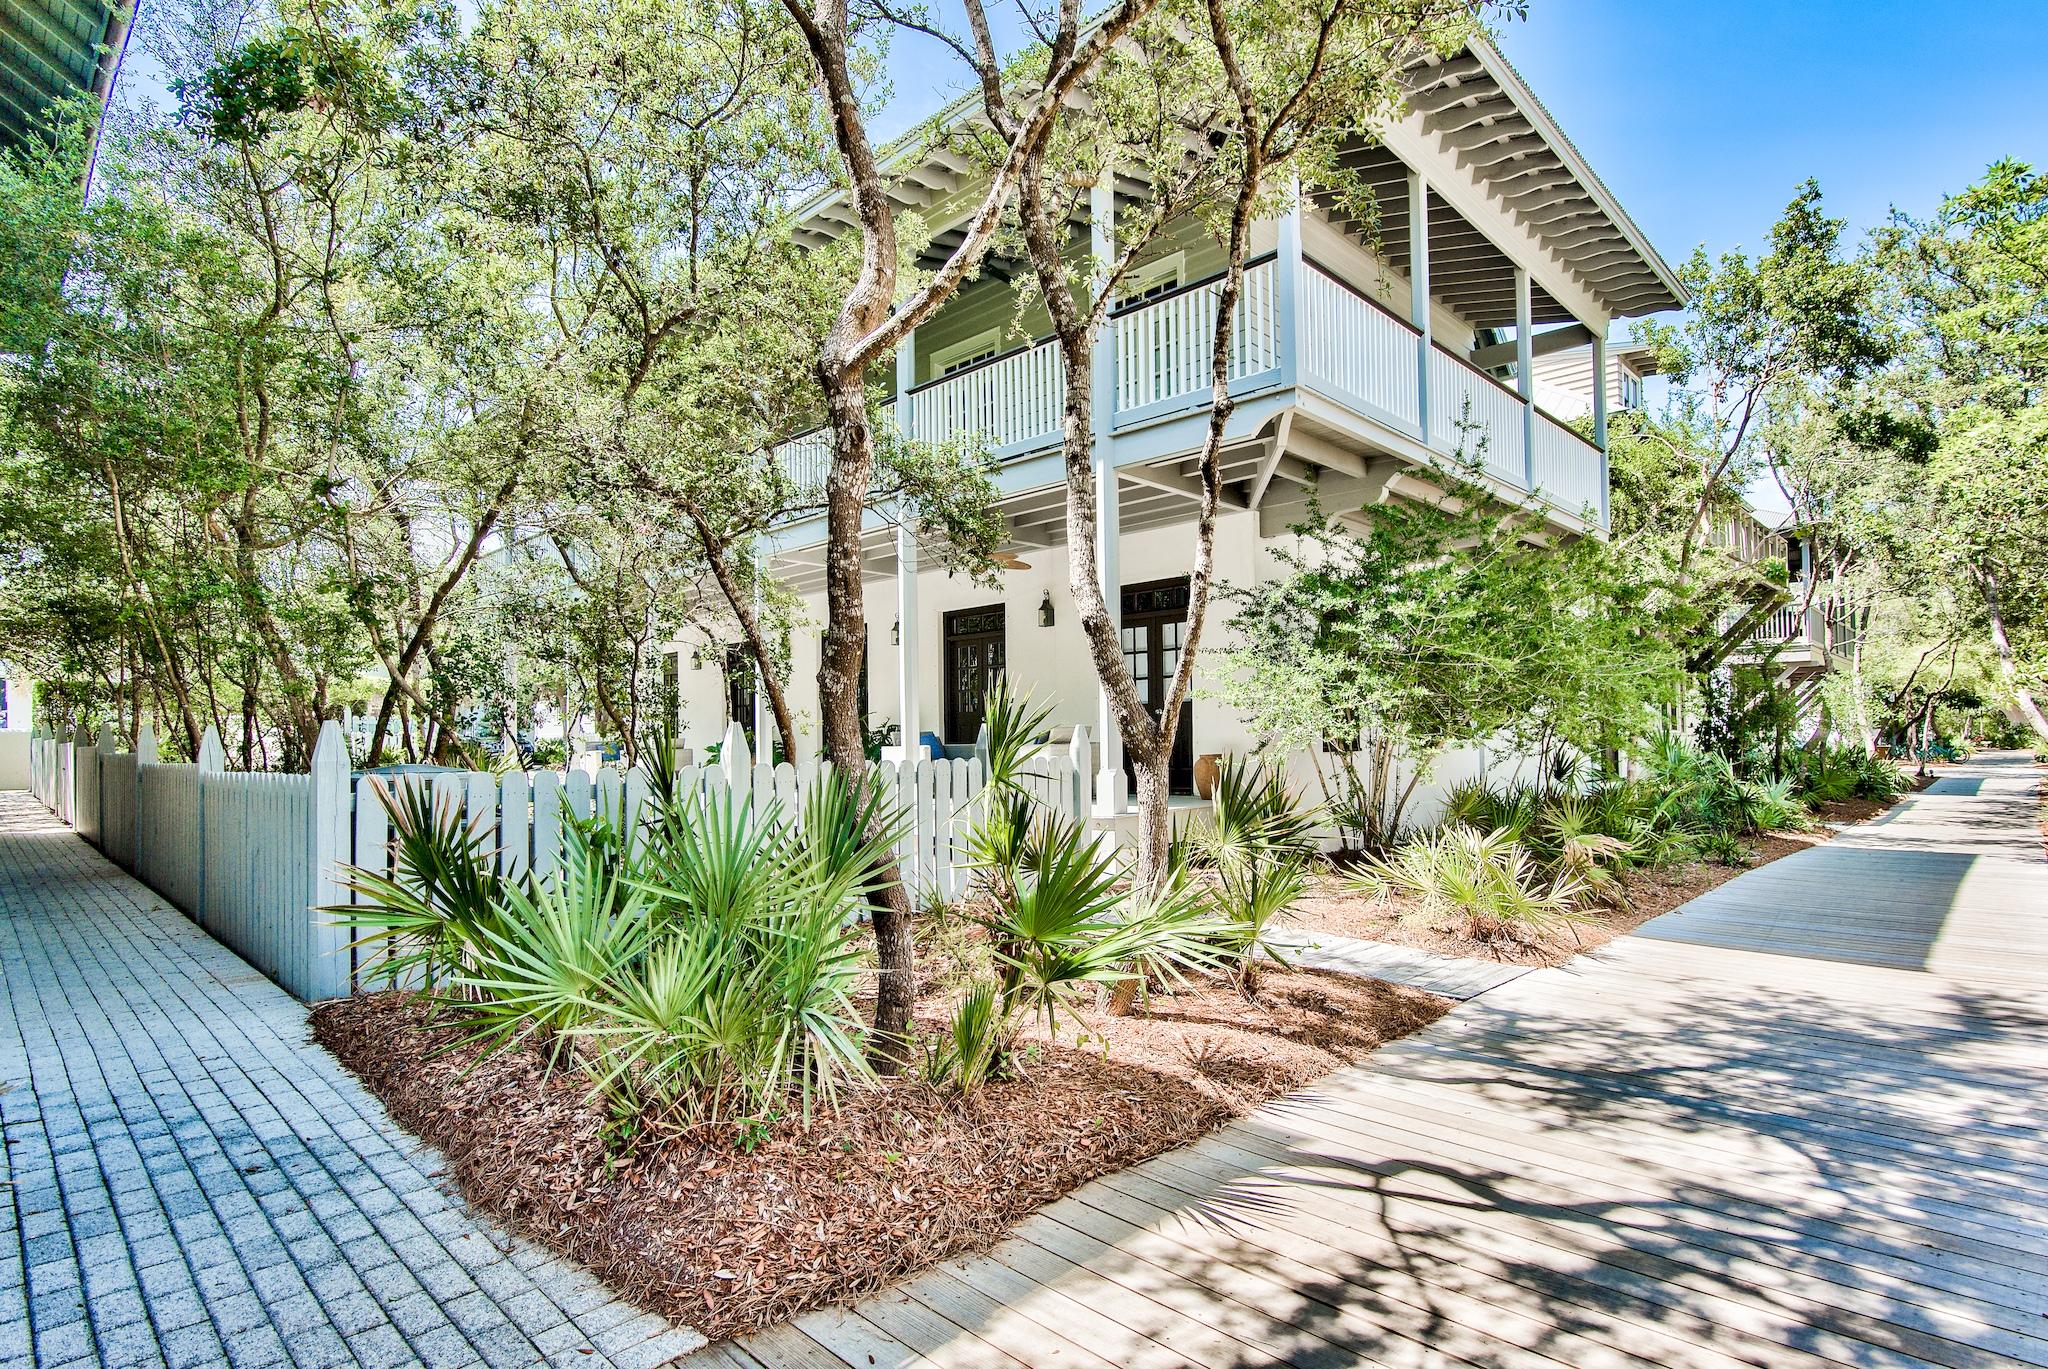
[27, 718, 1091, 1003]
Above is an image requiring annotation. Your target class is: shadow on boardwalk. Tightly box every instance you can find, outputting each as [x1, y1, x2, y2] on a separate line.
[694, 755, 2048, 1369]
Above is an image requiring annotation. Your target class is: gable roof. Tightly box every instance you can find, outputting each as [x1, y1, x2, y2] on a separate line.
[788, 31, 1686, 322]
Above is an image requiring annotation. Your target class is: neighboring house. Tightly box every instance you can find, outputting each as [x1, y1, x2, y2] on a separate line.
[1529, 340, 1658, 421]
[1714, 516, 1856, 707]
[672, 36, 1688, 825]
[1541, 338, 1850, 701]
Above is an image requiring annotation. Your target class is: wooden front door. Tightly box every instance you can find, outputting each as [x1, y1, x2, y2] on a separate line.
[1121, 578, 1195, 794]
[943, 604, 1006, 746]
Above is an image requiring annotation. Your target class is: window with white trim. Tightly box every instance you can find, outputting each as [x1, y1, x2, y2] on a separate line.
[1117, 252, 1184, 308]
[932, 328, 1003, 378]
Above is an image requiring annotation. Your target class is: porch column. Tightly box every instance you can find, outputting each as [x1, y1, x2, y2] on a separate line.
[896, 332, 922, 754]
[1515, 266, 1535, 489]
[1408, 168, 1432, 444]
[1276, 173, 1303, 388]
[751, 545, 771, 750]
[1591, 329, 1610, 526]
[1089, 167, 1124, 814]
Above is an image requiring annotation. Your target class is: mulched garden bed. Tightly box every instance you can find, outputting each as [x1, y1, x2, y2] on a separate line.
[1283, 779, 1929, 968]
[312, 968, 1447, 1342]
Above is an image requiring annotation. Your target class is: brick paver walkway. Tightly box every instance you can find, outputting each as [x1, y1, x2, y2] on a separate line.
[0, 793, 704, 1369]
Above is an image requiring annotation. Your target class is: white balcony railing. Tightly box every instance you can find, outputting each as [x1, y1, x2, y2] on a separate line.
[911, 340, 1063, 454]
[775, 426, 833, 498]
[1530, 410, 1603, 519]
[1429, 345, 1527, 489]
[1720, 583, 1830, 653]
[1299, 265, 1420, 428]
[773, 252, 1608, 528]
[1113, 258, 1280, 414]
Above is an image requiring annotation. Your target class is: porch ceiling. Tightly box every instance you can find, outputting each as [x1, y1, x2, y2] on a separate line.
[1321, 142, 1574, 330]
[0, 0, 126, 147]
[765, 425, 1387, 597]
[766, 439, 1286, 596]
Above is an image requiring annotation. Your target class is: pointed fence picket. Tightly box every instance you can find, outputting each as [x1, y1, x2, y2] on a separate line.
[27, 714, 1090, 1002]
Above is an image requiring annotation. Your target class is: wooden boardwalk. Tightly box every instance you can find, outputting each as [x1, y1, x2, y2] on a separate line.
[688, 754, 2048, 1368]
[1266, 930, 1534, 1000]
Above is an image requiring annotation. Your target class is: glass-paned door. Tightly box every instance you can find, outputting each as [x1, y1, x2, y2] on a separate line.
[943, 604, 1007, 746]
[1120, 578, 1194, 794]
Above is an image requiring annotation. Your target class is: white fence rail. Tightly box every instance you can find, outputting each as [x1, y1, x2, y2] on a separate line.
[27, 717, 1093, 1003]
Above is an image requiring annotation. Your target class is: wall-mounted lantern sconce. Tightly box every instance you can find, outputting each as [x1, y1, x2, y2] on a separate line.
[891, 616, 901, 646]
[689, 647, 703, 671]
[1038, 592, 1055, 628]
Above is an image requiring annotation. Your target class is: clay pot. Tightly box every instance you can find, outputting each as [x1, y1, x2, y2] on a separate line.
[1194, 752, 1224, 799]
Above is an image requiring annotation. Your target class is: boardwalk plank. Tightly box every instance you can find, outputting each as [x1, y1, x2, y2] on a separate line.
[689, 758, 2048, 1368]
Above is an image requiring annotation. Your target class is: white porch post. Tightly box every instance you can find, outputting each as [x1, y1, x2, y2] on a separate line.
[1089, 168, 1124, 815]
[1276, 174, 1304, 388]
[1408, 168, 1432, 444]
[896, 332, 922, 755]
[1515, 266, 1535, 489]
[1591, 329, 1610, 527]
[751, 546, 771, 750]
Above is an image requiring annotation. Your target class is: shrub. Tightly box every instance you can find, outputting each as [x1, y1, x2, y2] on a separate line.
[1640, 731, 1810, 836]
[1212, 852, 1309, 994]
[1349, 824, 1587, 945]
[338, 778, 514, 988]
[1790, 744, 1909, 804]
[1187, 758, 1319, 869]
[937, 685, 1230, 1089]
[337, 768, 901, 1134]
[1433, 778, 1640, 898]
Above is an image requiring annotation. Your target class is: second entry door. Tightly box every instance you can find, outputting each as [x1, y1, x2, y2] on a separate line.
[944, 604, 1006, 746]
[1121, 578, 1195, 794]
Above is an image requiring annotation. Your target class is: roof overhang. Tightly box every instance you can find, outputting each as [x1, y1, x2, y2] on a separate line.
[788, 31, 1687, 324]
[0, 0, 130, 149]
[1396, 37, 1686, 319]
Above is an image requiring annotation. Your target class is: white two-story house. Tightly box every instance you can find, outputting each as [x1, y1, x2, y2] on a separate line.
[671, 35, 1688, 820]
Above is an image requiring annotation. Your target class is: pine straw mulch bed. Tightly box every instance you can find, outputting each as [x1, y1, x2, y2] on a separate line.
[1282, 779, 1932, 969]
[311, 968, 1448, 1343]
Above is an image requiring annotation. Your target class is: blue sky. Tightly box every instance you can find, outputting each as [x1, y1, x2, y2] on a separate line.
[875, 0, 2046, 272]
[1500, 0, 2047, 269]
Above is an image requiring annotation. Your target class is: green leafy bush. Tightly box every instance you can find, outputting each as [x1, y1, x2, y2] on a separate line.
[924, 685, 1235, 1091]
[1349, 825, 1587, 945]
[1789, 744, 1909, 804]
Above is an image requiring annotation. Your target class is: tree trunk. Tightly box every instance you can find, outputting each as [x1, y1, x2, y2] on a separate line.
[1980, 566, 2048, 746]
[816, 367, 917, 1071]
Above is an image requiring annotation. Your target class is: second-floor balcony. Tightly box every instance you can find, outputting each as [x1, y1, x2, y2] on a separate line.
[777, 248, 1610, 535]
[1720, 582, 1856, 674]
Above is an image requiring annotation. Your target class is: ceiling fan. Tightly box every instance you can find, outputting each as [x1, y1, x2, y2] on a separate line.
[991, 551, 1032, 571]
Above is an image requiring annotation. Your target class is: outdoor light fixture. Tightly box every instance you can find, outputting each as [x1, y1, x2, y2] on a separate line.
[891, 616, 900, 645]
[1038, 592, 1055, 628]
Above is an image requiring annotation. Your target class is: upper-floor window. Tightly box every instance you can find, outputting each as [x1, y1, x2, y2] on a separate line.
[1118, 253, 1184, 309]
[933, 329, 1002, 378]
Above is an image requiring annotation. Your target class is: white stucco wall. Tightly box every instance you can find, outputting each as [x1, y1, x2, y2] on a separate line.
[672, 504, 1546, 837]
